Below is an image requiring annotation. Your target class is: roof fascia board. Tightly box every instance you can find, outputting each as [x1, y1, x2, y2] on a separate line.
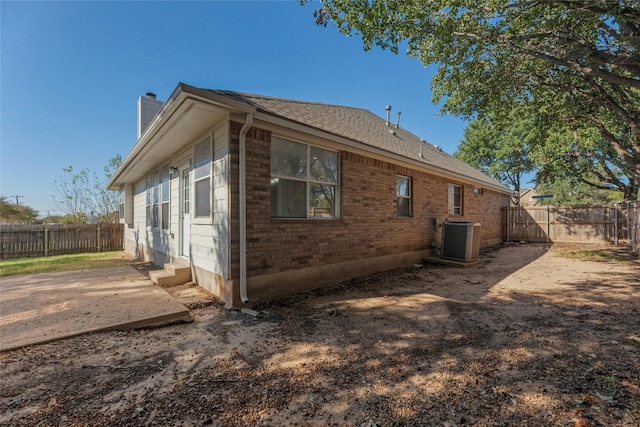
[108, 86, 190, 189]
[178, 83, 257, 114]
[108, 84, 257, 189]
[252, 111, 510, 194]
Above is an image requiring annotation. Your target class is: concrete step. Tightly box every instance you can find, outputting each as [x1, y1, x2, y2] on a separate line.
[150, 263, 192, 288]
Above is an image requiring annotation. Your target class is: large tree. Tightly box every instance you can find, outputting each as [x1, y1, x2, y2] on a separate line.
[534, 125, 639, 200]
[0, 196, 39, 224]
[51, 166, 94, 224]
[535, 175, 622, 205]
[50, 155, 122, 224]
[309, 0, 640, 199]
[454, 108, 540, 201]
[456, 109, 639, 201]
[93, 154, 122, 224]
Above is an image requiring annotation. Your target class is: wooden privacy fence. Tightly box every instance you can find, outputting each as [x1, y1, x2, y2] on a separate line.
[0, 223, 124, 259]
[503, 202, 640, 248]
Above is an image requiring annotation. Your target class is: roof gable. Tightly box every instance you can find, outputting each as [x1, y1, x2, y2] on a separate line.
[109, 83, 510, 193]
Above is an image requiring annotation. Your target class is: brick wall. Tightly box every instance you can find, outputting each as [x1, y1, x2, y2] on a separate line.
[229, 121, 508, 281]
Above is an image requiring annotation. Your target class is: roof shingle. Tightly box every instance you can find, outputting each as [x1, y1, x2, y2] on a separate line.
[205, 89, 509, 192]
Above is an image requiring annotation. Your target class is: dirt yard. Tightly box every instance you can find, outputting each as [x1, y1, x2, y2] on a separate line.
[1, 243, 639, 426]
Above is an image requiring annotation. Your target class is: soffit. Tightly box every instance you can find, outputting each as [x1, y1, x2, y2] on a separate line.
[109, 95, 230, 188]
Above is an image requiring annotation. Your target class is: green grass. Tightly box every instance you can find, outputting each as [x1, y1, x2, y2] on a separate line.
[0, 251, 137, 278]
[551, 245, 638, 263]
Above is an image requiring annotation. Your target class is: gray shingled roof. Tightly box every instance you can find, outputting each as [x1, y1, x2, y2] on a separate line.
[206, 89, 509, 192]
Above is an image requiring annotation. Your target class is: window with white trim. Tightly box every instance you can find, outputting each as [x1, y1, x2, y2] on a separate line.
[146, 175, 152, 227]
[145, 165, 170, 229]
[396, 176, 411, 217]
[194, 137, 211, 218]
[152, 170, 159, 228]
[271, 137, 339, 219]
[448, 184, 463, 215]
[161, 165, 170, 230]
[118, 189, 125, 220]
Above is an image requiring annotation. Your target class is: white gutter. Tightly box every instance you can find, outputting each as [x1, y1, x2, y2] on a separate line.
[239, 113, 254, 303]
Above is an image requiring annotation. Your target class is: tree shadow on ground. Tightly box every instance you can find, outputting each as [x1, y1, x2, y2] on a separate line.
[132, 246, 636, 424]
[2, 243, 638, 426]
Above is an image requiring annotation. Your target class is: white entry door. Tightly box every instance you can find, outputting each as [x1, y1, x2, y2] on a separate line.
[180, 167, 191, 258]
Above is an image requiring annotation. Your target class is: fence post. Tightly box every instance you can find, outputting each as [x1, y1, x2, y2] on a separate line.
[44, 223, 49, 257]
[506, 206, 510, 242]
[546, 205, 550, 243]
[97, 223, 101, 252]
[628, 201, 632, 246]
[614, 203, 618, 246]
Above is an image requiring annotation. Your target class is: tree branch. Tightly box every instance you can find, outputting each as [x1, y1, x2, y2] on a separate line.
[510, 43, 640, 89]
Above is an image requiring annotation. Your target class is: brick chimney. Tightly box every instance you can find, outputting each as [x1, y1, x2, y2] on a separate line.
[137, 92, 163, 139]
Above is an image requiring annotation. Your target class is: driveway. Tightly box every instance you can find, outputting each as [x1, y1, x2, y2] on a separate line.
[0, 266, 193, 352]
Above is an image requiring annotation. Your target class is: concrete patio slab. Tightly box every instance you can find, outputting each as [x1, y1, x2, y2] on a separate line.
[0, 266, 193, 352]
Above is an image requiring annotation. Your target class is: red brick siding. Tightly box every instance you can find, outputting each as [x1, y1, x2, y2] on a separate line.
[229, 121, 508, 280]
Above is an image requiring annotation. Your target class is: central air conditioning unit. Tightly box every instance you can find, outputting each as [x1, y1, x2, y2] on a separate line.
[441, 222, 481, 262]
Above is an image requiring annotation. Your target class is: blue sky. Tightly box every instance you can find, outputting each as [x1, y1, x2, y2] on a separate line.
[1, 0, 469, 215]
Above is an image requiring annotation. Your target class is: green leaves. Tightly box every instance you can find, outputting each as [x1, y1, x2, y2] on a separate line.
[454, 105, 538, 195]
[50, 155, 122, 224]
[309, 0, 640, 199]
[0, 196, 38, 224]
[533, 124, 636, 202]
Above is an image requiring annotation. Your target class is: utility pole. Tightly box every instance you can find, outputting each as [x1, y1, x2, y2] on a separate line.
[8, 195, 24, 205]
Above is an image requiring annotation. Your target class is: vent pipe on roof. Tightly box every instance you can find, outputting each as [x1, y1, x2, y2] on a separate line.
[395, 111, 401, 129]
[385, 105, 391, 126]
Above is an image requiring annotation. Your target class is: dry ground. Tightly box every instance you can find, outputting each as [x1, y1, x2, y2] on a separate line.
[1, 243, 639, 426]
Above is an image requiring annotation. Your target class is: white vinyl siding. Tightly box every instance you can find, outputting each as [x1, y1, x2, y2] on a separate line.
[121, 178, 147, 257]
[124, 122, 230, 281]
[118, 189, 125, 220]
[161, 165, 170, 230]
[194, 137, 212, 219]
[190, 125, 229, 279]
[133, 179, 146, 231]
[169, 164, 182, 256]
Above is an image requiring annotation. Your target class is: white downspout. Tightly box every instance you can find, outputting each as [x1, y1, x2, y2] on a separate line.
[239, 113, 253, 303]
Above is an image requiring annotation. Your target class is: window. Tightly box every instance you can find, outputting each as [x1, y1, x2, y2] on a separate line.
[161, 165, 170, 230]
[118, 189, 125, 220]
[448, 184, 463, 215]
[152, 170, 159, 228]
[194, 137, 211, 218]
[146, 175, 152, 227]
[182, 169, 190, 217]
[396, 176, 411, 217]
[271, 137, 339, 219]
[145, 165, 170, 229]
